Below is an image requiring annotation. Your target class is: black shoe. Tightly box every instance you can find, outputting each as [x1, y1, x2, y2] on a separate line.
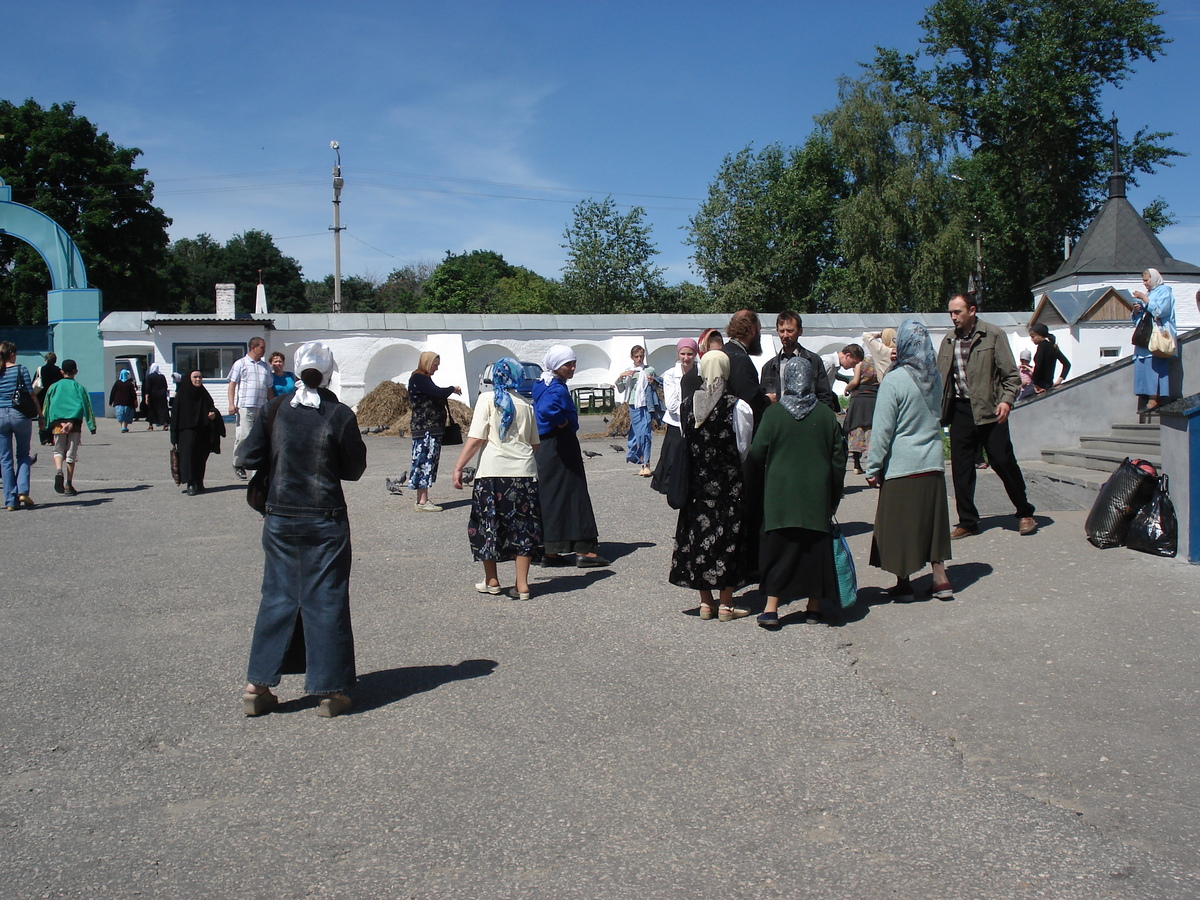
[186, 483, 198, 496]
[576, 555, 610, 568]
[540, 555, 571, 567]
[234, 467, 248, 480]
[54, 471, 64, 494]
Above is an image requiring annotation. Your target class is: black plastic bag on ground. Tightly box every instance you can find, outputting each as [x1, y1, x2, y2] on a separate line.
[1085, 458, 1158, 549]
[1125, 474, 1178, 557]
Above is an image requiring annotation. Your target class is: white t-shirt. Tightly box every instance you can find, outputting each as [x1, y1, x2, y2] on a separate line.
[469, 392, 539, 479]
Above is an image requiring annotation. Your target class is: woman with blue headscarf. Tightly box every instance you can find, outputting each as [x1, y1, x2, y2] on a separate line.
[1131, 267, 1179, 417]
[109, 369, 138, 433]
[453, 357, 543, 600]
[864, 320, 953, 602]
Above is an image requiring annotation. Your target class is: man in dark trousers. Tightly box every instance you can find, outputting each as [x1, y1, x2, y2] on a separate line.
[758, 310, 839, 415]
[936, 293, 1036, 538]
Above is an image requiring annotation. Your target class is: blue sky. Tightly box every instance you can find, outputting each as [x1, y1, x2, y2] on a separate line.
[3, 1, 1199, 293]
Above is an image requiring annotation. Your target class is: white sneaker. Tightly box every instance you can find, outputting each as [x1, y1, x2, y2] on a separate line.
[415, 501, 443, 512]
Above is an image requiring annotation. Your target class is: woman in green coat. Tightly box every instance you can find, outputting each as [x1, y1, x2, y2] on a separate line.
[748, 357, 846, 629]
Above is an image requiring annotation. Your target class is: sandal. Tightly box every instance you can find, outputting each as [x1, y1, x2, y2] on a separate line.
[718, 605, 750, 622]
[698, 604, 716, 620]
[242, 688, 279, 717]
[475, 581, 502, 595]
[505, 587, 532, 601]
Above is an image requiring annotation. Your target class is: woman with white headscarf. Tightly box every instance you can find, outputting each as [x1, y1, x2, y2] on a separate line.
[452, 357, 543, 600]
[748, 356, 846, 629]
[240, 342, 368, 719]
[864, 320, 953, 602]
[668, 350, 754, 622]
[1131, 267, 1179, 417]
[651, 337, 699, 496]
[532, 345, 608, 569]
[143, 362, 171, 431]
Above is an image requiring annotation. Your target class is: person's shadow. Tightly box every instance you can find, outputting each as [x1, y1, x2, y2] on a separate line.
[351, 658, 499, 713]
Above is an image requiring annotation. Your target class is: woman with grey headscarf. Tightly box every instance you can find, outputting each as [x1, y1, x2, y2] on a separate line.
[241, 342, 368, 719]
[532, 345, 607, 568]
[668, 350, 754, 622]
[748, 356, 846, 629]
[864, 320, 953, 602]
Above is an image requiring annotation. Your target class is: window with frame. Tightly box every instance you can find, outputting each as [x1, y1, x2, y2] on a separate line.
[175, 345, 243, 379]
[1099, 347, 1120, 359]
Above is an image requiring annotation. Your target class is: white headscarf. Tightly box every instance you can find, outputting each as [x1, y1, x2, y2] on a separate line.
[1145, 267, 1164, 289]
[291, 342, 334, 409]
[540, 345, 576, 384]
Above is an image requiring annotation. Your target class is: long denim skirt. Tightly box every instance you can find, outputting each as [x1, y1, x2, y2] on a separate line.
[246, 514, 356, 695]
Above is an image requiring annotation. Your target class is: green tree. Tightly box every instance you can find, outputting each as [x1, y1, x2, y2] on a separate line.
[494, 268, 561, 313]
[561, 196, 665, 313]
[816, 75, 972, 313]
[875, 0, 1180, 308]
[687, 137, 845, 314]
[374, 260, 436, 312]
[0, 99, 172, 325]
[220, 230, 305, 313]
[423, 250, 517, 313]
[303, 274, 381, 313]
[161, 234, 225, 314]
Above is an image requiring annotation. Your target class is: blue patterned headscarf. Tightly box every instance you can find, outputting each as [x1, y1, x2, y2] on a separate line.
[891, 319, 941, 406]
[491, 357, 524, 439]
[118, 369, 132, 383]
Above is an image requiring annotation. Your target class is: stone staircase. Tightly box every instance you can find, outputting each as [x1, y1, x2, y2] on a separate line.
[1021, 423, 1161, 509]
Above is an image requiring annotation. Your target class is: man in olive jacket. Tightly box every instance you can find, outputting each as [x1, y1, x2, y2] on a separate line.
[936, 294, 1036, 538]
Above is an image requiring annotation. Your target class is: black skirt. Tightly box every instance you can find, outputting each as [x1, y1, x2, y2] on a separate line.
[650, 424, 682, 495]
[759, 527, 837, 604]
[534, 430, 598, 552]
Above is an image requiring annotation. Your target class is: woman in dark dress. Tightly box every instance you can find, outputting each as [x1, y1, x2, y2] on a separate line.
[109, 370, 138, 433]
[143, 363, 171, 431]
[170, 371, 222, 495]
[407, 351, 461, 512]
[1028, 323, 1071, 394]
[841, 344, 877, 474]
[651, 338, 698, 496]
[532, 345, 608, 569]
[748, 357, 846, 629]
[668, 350, 754, 622]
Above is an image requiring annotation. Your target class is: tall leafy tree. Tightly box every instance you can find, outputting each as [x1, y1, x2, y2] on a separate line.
[687, 138, 845, 313]
[423, 250, 518, 314]
[0, 99, 172, 325]
[163, 229, 305, 313]
[875, 0, 1180, 308]
[561, 196, 665, 314]
[817, 75, 972, 313]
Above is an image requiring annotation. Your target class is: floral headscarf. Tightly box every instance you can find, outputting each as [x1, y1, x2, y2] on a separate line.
[491, 357, 524, 439]
[779, 357, 817, 421]
[890, 319, 941, 407]
[693, 350, 730, 426]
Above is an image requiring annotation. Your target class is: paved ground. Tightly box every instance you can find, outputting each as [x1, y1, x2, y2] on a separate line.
[2, 419, 1198, 898]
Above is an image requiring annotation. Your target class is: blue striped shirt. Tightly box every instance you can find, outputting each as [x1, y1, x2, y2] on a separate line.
[0, 364, 33, 410]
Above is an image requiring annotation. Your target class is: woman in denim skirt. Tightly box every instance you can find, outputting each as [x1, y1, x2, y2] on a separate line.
[240, 342, 367, 719]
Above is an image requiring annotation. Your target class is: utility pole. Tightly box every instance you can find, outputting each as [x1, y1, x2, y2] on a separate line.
[330, 141, 344, 314]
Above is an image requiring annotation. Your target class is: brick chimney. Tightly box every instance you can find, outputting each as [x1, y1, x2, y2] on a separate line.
[215, 283, 235, 318]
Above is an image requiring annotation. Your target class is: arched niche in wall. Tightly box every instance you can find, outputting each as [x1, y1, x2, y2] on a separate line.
[572, 343, 611, 386]
[465, 343, 512, 394]
[647, 344, 678, 377]
[361, 341, 423, 394]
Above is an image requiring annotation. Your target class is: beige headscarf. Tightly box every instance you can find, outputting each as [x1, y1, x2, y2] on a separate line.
[693, 350, 730, 426]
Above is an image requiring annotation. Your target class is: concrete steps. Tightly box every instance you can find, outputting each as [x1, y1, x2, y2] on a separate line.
[1027, 423, 1161, 507]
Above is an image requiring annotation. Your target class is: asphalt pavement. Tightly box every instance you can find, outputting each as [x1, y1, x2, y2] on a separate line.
[2, 419, 1197, 898]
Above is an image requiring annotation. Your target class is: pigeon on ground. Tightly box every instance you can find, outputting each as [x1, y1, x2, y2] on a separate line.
[385, 477, 405, 495]
[582, 450, 601, 459]
[610, 444, 625, 453]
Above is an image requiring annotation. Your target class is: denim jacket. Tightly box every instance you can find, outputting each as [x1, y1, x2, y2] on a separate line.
[241, 392, 367, 517]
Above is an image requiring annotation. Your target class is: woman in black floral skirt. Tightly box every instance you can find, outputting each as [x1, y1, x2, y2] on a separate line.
[668, 350, 754, 622]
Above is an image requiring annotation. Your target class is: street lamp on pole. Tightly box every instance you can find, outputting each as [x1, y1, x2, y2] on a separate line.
[330, 141, 344, 314]
[949, 173, 984, 307]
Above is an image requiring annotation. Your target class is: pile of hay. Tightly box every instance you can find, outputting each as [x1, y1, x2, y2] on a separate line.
[605, 403, 666, 437]
[356, 381, 410, 427]
[356, 380, 474, 436]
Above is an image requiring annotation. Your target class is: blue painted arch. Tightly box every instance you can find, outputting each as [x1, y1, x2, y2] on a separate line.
[0, 180, 89, 289]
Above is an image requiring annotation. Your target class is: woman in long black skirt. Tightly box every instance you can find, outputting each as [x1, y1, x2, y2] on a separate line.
[532, 345, 608, 569]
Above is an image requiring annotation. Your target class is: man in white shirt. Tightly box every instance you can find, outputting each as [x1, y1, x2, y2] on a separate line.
[227, 337, 271, 479]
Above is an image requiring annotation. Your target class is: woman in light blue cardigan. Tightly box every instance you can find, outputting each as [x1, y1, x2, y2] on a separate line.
[864, 321, 953, 602]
